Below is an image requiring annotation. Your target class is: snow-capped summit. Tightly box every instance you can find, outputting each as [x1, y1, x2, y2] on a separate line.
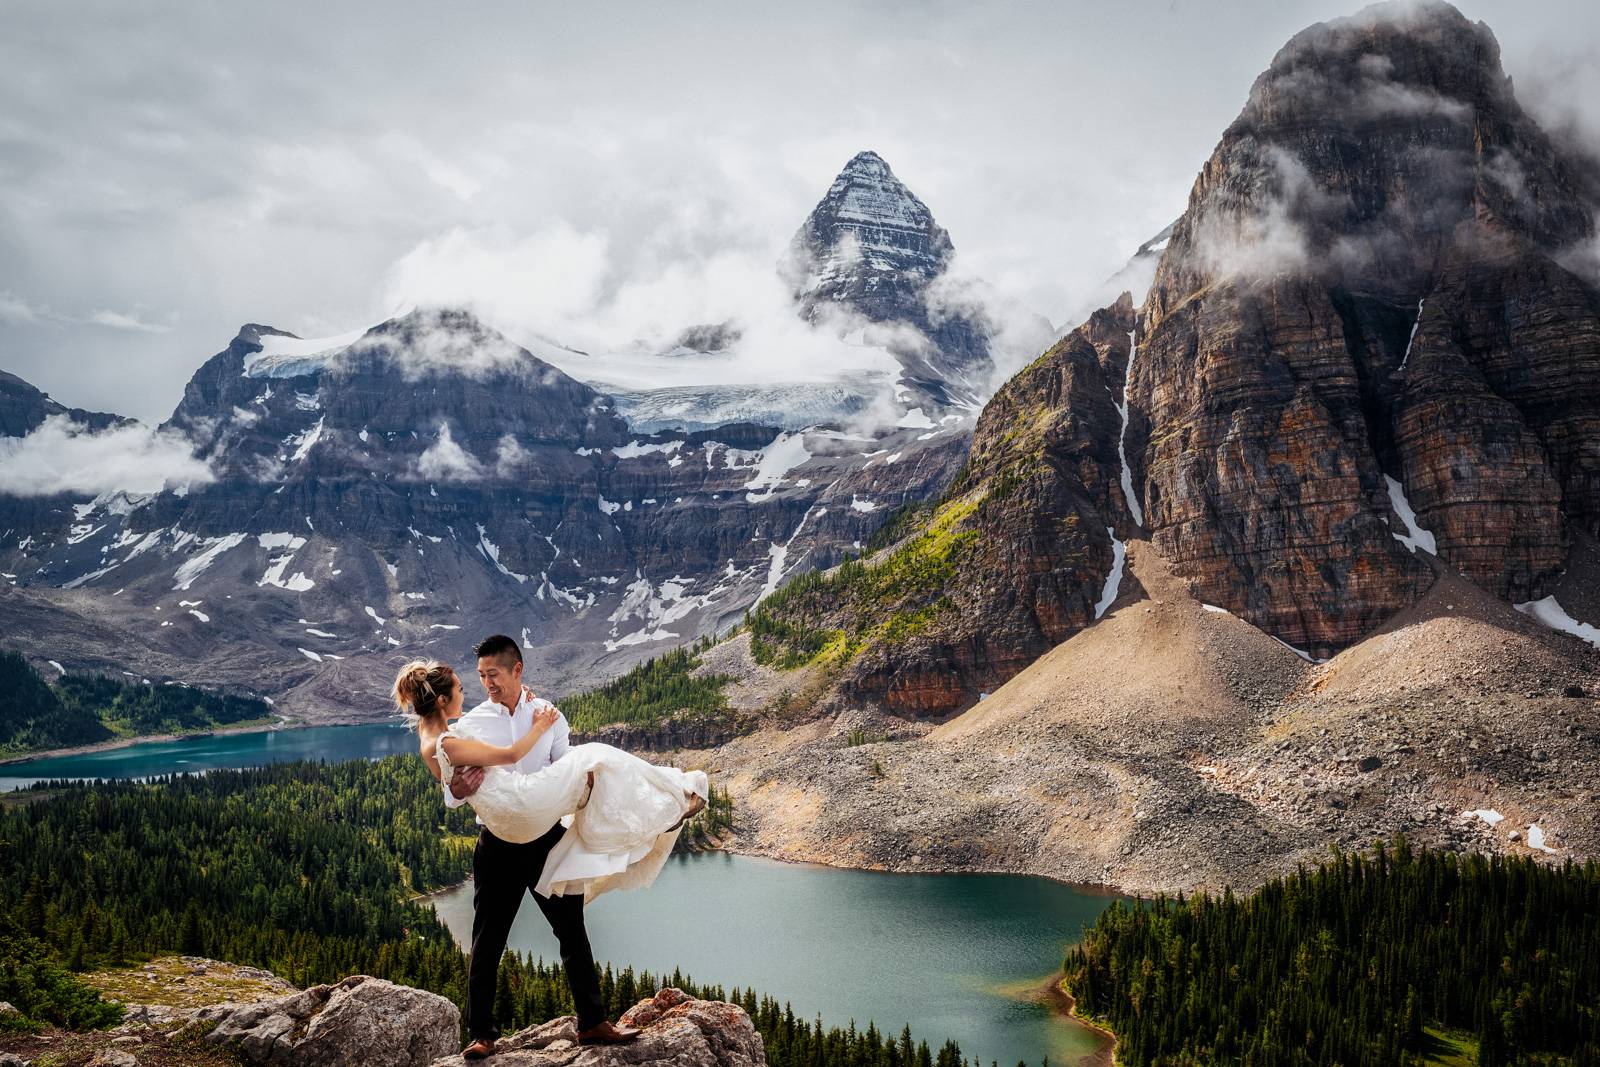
[782, 151, 996, 412]
[816, 150, 942, 254]
[785, 150, 953, 309]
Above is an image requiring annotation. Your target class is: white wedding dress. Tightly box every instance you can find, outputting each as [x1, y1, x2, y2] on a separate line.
[435, 731, 709, 903]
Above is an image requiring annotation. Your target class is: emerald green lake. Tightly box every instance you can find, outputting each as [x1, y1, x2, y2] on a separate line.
[430, 852, 1119, 1067]
[4, 724, 1122, 1066]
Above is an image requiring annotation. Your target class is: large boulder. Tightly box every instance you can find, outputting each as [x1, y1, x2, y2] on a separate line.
[194, 974, 458, 1067]
[427, 988, 766, 1067]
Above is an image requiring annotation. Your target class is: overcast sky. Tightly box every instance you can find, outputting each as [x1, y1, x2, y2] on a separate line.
[1, 0, 1596, 423]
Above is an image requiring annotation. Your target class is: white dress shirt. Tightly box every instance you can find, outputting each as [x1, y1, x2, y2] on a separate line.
[441, 691, 570, 820]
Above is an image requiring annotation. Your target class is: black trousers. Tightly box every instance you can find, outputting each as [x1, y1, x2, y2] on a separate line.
[466, 822, 605, 1038]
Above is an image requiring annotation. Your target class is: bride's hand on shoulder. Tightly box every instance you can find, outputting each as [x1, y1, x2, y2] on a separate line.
[533, 704, 559, 731]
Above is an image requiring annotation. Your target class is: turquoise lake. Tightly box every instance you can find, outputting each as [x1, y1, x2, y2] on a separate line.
[4, 724, 1119, 1066]
[0, 722, 415, 790]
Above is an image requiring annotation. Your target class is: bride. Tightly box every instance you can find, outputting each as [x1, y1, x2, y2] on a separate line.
[393, 659, 708, 902]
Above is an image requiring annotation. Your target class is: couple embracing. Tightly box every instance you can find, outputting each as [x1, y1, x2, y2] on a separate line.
[391, 634, 708, 1060]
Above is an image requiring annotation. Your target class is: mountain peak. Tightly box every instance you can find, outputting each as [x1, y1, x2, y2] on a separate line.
[837, 149, 893, 179]
[784, 150, 950, 307]
[0, 367, 128, 437]
[814, 150, 936, 237]
[1251, 0, 1509, 121]
[781, 152, 995, 411]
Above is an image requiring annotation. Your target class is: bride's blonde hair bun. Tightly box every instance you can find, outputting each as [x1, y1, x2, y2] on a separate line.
[392, 659, 458, 728]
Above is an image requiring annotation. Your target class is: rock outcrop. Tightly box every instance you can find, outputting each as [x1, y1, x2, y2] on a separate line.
[848, 295, 1139, 714]
[427, 988, 766, 1067]
[193, 974, 459, 1067]
[0, 965, 766, 1067]
[577, 712, 752, 753]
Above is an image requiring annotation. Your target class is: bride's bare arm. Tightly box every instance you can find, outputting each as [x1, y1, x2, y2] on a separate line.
[440, 705, 559, 768]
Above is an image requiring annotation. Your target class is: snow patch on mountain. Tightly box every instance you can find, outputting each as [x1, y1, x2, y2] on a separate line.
[1094, 528, 1126, 620]
[173, 532, 247, 590]
[1514, 596, 1600, 649]
[1116, 330, 1144, 526]
[612, 440, 684, 460]
[477, 525, 531, 584]
[1385, 475, 1437, 554]
[244, 324, 375, 379]
[743, 432, 812, 502]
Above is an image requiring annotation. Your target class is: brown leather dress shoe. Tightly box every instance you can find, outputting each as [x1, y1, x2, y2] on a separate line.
[463, 1037, 496, 1060]
[577, 1020, 641, 1045]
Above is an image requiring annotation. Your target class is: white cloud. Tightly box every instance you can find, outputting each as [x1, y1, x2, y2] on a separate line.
[382, 224, 610, 336]
[86, 309, 172, 333]
[0, 414, 214, 497]
[923, 261, 1055, 387]
[0, 290, 49, 325]
[380, 227, 906, 395]
[1188, 147, 1333, 283]
[351, 309, 531, 380]
[414, 421, 482, 481]
[493, 433, 529, 476]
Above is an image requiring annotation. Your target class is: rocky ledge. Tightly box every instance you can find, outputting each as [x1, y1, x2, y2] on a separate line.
[427, 988, 766, 1067]
[0, 965, 764, 1067]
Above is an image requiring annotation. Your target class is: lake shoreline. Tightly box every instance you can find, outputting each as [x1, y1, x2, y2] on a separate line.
[716, 840, 1132, 898]
[0, 716, 372, 767]
[1045, 977, 1118, 1067]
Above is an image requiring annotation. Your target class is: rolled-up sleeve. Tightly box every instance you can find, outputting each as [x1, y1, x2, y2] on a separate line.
[548, 706, 571, 762]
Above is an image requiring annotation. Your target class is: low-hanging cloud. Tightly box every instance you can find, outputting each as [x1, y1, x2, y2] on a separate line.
[413, 421, 481, 481]
[3, 0, 1594, 426]
[410, 423, 537, 483]
[352, 310, 530, 381]
[378, 223, 907, 395]
[923, 261, 1056, 389]
[0, 414, 215, 497]
[1188, 146, 1331, 283]
[87, 309, 172, 334]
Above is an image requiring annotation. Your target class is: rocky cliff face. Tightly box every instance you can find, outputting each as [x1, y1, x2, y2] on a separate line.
[782, 151, 997, 413]
[743, 296, 1136, 716]
[1134, 0, 1600, 655]
[847, 296, 1141, 714]
[0, 309, 967, 707]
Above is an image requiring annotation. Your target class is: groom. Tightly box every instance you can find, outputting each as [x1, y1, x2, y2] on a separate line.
[444, 634, 640, 1057]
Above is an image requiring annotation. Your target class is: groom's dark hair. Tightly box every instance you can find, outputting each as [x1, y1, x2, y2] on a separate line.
[473, 634, 523, 665]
